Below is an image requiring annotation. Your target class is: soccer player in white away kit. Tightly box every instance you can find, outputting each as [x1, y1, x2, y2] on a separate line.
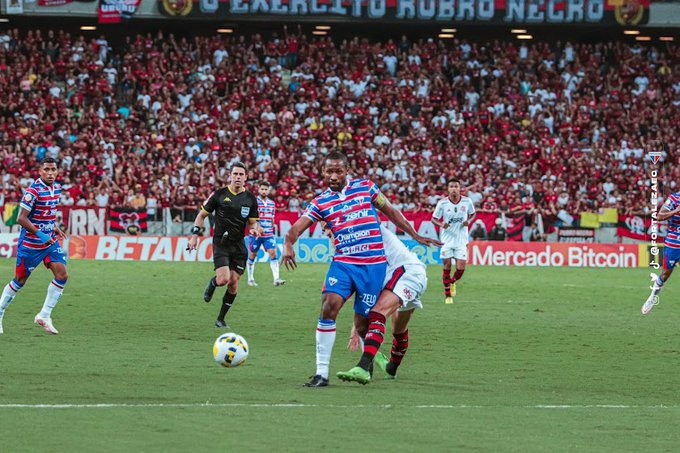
[337, 226, 428, 384]
[431, 178, 476, 304]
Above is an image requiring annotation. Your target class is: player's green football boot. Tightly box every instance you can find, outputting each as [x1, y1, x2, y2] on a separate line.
[374, 352, 396, 380]
[336, 366, 371, 385]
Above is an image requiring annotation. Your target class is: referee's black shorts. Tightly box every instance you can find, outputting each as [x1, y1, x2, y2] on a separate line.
[213, 239, 247, 275]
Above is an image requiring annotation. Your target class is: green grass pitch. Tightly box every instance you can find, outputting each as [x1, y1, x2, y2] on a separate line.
[1, 259, 680, 452]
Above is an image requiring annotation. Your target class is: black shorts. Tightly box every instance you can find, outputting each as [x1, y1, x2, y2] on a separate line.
[213, 239, 247, 274]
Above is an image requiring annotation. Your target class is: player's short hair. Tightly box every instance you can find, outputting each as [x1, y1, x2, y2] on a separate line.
[231, 162, 247, 172]
[325, 151, 349, 168]
[447, 178, 461, 186]
[40, 157, 58, 167]
[259, 180, 270, 187]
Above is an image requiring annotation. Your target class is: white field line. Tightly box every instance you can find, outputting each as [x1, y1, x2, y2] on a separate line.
[0, 403, 678, 409]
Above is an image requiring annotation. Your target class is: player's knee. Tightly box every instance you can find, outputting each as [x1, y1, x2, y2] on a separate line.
[320, 298, 342, 319]
[53, 267, 68, 282]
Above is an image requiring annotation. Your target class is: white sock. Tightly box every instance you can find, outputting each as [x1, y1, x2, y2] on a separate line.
[270, 259, 280, 280]
[651, 275, 664, 297]
[0, 280, 22, 316]
[315, 319, 336, 379]
[247, 260, 255, 281]
[38, 279, 66, 318]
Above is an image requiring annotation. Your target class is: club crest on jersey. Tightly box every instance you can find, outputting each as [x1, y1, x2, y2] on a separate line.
[328, 277, 338, 286]
[240, 207, 250, 218]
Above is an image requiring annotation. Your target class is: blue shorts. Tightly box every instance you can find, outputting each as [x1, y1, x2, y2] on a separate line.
[15, 243, 67, 280]
[322, 261, 388, 317]
[248, 236, 277, 255]
[663, 246, 680, 270]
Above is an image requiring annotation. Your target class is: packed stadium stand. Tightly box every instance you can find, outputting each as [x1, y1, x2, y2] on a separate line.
[0, 21, 677, 235]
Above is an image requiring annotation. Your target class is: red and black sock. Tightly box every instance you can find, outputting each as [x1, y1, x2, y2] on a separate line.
[386, 329, 409, 376]
[443, 269, 451, 296]
[452, 269, 465, 283]
[358, 312, 386, 370]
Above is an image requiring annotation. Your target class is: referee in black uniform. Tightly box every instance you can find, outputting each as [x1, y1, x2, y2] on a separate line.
[188, 162, 262, 328]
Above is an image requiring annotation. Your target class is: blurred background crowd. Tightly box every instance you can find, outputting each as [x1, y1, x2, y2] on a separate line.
[0, 26, 678, 233]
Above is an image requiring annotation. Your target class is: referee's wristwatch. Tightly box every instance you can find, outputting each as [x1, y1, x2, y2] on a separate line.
[190, 226, 201, 236]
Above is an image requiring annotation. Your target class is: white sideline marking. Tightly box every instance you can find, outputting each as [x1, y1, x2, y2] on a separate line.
[0, 403, 678, 409]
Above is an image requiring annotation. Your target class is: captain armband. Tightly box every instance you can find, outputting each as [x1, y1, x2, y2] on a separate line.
[373, 193, 387, 208]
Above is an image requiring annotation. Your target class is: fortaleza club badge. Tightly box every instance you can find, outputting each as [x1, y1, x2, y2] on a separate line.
[240, 207, 250, 218]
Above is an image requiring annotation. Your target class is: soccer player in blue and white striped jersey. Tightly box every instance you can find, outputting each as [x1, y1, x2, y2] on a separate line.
[642, 192, 680, 315]
[0, 158, 68, 334]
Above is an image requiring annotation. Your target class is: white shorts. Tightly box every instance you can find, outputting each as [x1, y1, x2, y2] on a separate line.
[440, 244, 468, 261]
[383, 264, 427, 312]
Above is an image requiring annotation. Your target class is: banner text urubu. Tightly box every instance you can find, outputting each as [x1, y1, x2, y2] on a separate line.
[158, 0, 649, 25]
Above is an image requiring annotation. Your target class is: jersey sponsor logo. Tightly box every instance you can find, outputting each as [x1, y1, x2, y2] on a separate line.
[341, 244, 371, 254]
[344, 208, 371, 222]
[240, 207, 250, 218]
[336, 229, 370, 243]
[224, 196, 231, 202]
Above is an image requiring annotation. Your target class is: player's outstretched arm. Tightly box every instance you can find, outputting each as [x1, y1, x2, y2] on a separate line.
[187, 209, 210, 251]
[282, 216, 314, 270]
[18, 208, 55, 246]
[248, 218, 263, 237]
[376, 197, 443, 247]
[658, 206, 680, 222]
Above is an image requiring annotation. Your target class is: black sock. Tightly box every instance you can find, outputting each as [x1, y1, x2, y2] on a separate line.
[217, 291, 236, 321]
[358, 353, 373, 371]
[386, 362, 397, 376]
[209, 277, 217, 288]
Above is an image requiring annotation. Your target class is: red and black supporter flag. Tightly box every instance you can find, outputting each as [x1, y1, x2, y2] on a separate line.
[506, 214, 526, 242]
[109, 207, 148, 234]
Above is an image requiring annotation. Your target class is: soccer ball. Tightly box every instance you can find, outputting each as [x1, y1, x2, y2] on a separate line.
[212, 333, 249, 368]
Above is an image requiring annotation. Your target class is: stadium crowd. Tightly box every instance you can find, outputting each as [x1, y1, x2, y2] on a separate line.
[0, 27, 678, 232]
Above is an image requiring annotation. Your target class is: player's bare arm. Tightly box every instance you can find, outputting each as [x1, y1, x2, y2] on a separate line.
[282, 216, 314, 270]
[432, 216, 450, 229]
[17, 207, 56, 246]
[187, 208, 210, 251]
[464, 212, 476, 227]
[55, 225, 68, 240]
[248, 218, 263, 238]
[375, 196, 443, 247]
[657, 206, 680, 222]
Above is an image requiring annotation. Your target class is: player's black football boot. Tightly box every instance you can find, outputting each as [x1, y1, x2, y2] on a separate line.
[204, 278, 217, 303]
[303, 375, 329, 388]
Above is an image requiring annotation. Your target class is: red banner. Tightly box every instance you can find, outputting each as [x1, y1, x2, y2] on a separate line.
[38, 0, 72, 5]
[617, 214, 667, 241]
